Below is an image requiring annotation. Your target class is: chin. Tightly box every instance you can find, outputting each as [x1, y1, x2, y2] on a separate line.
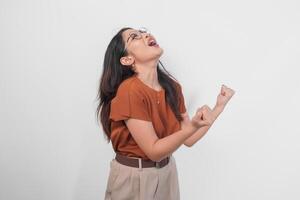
[159, 47, 164, 54]
[156, 47, 164, 56]
[154, 50, 163, 59]
[144, 48, 164, 60]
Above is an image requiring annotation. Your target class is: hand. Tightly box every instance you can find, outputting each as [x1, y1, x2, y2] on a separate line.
[216, 84, 235, 108]
[190, 105, 215, 129]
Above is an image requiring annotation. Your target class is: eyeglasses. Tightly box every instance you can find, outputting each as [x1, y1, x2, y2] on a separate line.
[121, 27, 151, 56]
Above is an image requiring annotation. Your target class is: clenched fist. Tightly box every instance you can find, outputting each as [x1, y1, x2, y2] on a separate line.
[216, 84, 235, 108]
[190, 105, 216, 129]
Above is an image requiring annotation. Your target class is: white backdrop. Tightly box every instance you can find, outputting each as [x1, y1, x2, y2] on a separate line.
[1, 0, 300, 199]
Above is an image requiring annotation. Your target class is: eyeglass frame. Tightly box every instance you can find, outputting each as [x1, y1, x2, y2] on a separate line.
[120, 27, 151, 56]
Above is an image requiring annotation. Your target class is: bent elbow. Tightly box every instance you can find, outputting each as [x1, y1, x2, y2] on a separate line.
[149, 150, 162, 162]
[186, 141, 196, 147]
[184, 143, 190, 147]
[150, 156, 161, 162]
[145, 152, 160, 162]
[146, 153, 159, 162]
[150, 154, 170, 162]
[184, 141, 192, 147]
[147, 140, 161, 162]
[184, 143, 192, 148]
[148, 150, 165, 162]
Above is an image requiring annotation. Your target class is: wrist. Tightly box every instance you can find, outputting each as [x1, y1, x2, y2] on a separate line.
[212, 104, 224, 120]
[214, 104, 225, 111]
[186, 121, 198, 135]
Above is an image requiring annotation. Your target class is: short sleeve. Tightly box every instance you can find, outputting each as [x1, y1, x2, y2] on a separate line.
[109, 84, 152, 122]
[177, 83, 187, 114]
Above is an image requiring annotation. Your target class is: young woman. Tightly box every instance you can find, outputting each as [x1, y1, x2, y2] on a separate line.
[96, 27, 235, 200]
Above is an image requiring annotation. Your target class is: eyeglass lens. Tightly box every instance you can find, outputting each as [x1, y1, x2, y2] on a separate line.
[128, 28, 150, 42]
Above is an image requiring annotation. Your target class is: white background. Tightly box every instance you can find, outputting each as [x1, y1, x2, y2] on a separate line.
[1, 0, 300, 199]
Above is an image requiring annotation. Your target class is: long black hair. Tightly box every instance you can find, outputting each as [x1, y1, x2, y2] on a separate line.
[95, 27, 184, 143]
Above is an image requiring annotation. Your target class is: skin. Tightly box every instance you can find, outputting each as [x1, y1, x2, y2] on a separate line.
[120, 28, 164, 91]
[119, 28, 236, 161]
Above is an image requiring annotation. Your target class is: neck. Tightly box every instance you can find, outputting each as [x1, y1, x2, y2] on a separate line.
[134, 60, 161, 89]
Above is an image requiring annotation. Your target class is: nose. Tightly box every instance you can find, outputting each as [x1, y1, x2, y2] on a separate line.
[144, 32, 151, 37]
[142, 32, 152, 42]
[143, 33, 150, 42]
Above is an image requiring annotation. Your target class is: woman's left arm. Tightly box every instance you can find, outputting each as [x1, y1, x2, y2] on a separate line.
[182, 84, 235, 147]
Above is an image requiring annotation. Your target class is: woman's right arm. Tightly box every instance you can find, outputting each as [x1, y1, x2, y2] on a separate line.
[124, 118, 197, 162]
[151, 123, 198, 161]
[124, 105, 215, 162]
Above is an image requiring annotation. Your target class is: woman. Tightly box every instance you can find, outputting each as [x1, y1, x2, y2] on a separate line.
[96, 27, 235, 200]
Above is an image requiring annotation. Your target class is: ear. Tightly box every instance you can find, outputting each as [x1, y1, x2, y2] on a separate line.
[120, 56, 134, 66]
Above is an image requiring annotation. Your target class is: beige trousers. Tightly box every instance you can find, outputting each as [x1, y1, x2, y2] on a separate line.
[104, 154, 180, 200]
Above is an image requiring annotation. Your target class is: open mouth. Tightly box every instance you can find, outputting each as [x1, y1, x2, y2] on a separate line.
[148, 39, 159, 47]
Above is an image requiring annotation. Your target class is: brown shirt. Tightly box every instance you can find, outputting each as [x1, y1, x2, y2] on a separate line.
[109, 74, 186, 160]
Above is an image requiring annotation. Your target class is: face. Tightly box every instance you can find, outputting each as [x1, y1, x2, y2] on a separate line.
[120, 28, 164, 66]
